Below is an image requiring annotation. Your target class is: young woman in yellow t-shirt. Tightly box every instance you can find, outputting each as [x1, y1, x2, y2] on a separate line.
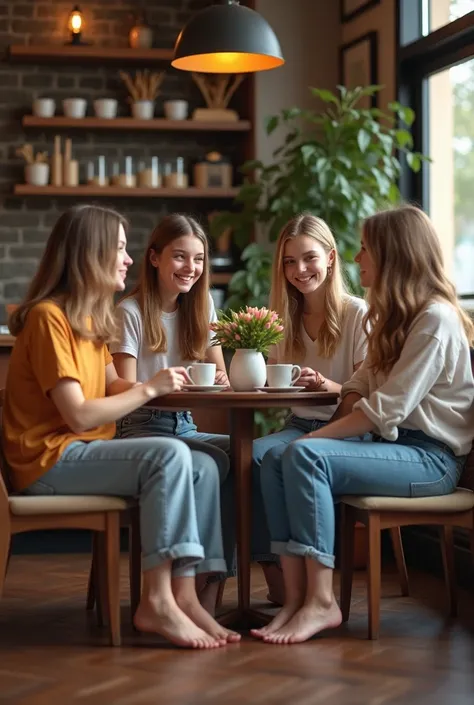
[3, 204, 240, 649]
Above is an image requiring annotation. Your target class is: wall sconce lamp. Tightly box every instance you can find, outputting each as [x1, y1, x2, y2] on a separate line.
[172, 0, 284, 74]
[67, 5, 87, 45]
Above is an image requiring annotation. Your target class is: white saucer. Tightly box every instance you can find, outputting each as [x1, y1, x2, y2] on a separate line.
[255, 386, 305, 393]
[182, 385, 228, 393]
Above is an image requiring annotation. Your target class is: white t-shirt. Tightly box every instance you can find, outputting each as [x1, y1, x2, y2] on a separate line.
[110, 294, 217, 381]
[270, 295, 368, 421]
[342, 301, 474, 456]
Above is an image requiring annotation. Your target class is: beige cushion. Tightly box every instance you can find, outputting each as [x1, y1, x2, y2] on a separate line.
[9, 494, 130, 516]
[340, 488, 474, 513]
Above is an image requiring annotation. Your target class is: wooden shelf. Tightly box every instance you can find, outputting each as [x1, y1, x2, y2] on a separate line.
[8, 44, 173, 64]
[210, 272, 233, 285]
[22, 116, 251, 132]
[13, 185, 239, 199]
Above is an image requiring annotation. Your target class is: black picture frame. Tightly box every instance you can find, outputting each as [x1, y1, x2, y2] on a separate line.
[339, 31, 378, 107]
[340, 0, 381, 24]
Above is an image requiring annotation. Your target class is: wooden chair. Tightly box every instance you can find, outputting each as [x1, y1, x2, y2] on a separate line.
[0, 390, 126, 646]
[339, 454, 474, 639]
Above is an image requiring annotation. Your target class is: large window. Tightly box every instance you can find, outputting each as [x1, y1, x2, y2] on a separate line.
[399, 0, 474, 297]
[424, 0, 474, 34]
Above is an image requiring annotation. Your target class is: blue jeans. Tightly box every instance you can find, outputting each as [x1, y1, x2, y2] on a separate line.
[252, 415, 327, 562]
[261, 428, 466, 569]
[25, 437, 226, 577]
[118, 408, 235, 578]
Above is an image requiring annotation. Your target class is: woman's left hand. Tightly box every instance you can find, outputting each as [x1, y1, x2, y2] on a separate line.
[215, 369, 230, 387]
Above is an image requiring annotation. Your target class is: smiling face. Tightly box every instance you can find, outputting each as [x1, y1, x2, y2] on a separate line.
[282, 235, 334, 296]
[114, 223, 133, 291]
[151, 234, 205, 299]
[355, 232, 376, 288]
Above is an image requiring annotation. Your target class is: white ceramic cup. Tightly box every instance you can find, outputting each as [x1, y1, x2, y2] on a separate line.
[63, 98, 87, 119]
[185, 363, 216, 386]
[131, 100, 155, 120]
[164, 99, 189, 120]
[266, 364, 302, 388]
[93, 98, 118, 119]
[32, 98, 55, 118]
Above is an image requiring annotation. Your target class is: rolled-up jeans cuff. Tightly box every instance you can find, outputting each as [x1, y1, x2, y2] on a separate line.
[270, 540, 294, 557]
[195, 558, 227, 576]
[206, 567, 237, 583]
[252, 552, 277, 563]
[287, 540, 335, 568]
[142, 542, 204, 572]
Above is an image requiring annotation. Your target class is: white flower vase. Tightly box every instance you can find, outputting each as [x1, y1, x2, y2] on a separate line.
[229, 348, 267, 391]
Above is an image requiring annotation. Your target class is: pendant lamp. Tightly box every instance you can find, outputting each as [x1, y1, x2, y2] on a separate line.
[172, 0, 284, 74]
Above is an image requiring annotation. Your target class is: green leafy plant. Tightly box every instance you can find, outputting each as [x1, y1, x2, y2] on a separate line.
[212, 84, 427, 290]
[224, 242, 272, 311]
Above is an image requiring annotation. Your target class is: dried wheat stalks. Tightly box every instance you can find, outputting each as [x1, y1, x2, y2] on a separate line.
[119, 69, 165, 101]
[16, 144, 48, 164]
[192, 73, 244, 109]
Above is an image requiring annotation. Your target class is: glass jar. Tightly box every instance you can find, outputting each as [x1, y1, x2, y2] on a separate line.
[163, 156, 188, 188]
[137, 156, 161, 188]
[86, 155, 109, 187]
[110, 156, 136, 188]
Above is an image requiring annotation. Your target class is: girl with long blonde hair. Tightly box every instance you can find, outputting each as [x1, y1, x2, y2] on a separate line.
[111, 213, 234, 613]
[253, 205, 474, 644]
[4, 204, 238, 649]
[251, 213, 368, 605]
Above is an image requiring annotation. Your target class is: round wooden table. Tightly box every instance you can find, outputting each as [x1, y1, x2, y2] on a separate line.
[148, 390, 339, 627]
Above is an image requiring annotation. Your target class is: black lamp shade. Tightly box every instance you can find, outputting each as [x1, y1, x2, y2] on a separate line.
[172, 1, 284, 74]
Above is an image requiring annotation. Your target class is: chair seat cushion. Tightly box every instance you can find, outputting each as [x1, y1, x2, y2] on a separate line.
[340, 488, 474, 512]
[9, 494, 131, 516]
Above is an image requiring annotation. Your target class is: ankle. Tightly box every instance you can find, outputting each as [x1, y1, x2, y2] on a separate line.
[304, 594, 334, 610]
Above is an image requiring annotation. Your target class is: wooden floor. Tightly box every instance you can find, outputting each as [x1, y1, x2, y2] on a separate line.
[0, 554, 473, 705]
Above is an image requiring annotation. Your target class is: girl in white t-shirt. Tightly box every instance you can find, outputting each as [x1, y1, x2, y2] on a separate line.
[251, 213, 368, 604]
[110, 213, 235, 618]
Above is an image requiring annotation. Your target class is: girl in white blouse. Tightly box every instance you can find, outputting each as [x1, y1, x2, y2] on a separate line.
[251, 213, 368, 604]
[253, 205, 474, 644]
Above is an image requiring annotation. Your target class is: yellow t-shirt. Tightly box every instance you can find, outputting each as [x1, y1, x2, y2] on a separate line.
[3, 301, 116, 492]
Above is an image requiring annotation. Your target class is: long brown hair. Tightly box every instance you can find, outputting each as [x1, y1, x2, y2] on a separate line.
[363, 204, 474, 373]
[270, 213, 349, 361]
[126, 213, 210, 360]
[9, 204, 127, 342]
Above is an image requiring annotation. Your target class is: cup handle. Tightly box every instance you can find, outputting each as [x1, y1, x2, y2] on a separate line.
[291, 365, 302, 385]
[185, 366, 195, 385]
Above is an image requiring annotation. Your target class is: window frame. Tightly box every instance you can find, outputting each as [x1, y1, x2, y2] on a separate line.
[397, 2, 474, 297]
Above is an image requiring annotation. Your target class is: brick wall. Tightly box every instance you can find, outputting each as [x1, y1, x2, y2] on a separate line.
[0, 0, 251, 322]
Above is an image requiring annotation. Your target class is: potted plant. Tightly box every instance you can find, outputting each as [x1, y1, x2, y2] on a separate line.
[210, 306, 284, 391]
[211, 84, 426, 291]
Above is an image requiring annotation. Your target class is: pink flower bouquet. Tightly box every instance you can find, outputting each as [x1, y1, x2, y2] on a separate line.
[210, 306, 284, 354]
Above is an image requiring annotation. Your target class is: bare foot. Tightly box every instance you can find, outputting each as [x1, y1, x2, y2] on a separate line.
[176, 593, 241, 644]
[260, 563, 285, 607]
[262, 598, 342, 644]
[198, 581, 219, 616]
[250, 601, 301, 640]
[133, 598, 221, 649]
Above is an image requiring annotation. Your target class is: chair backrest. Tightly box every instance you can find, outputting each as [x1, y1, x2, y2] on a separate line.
[459, 353, 474, 491]
[0, 389, 12, 496]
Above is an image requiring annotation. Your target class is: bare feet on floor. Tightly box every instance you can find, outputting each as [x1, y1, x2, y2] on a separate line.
[133, 599, 223, 649]
[262, 597, 342, 644]
[197, 581, 219, 616]
[261, 562, 285, 607]
[176, 594, 241, 644]
[250, 601, 301, 640]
